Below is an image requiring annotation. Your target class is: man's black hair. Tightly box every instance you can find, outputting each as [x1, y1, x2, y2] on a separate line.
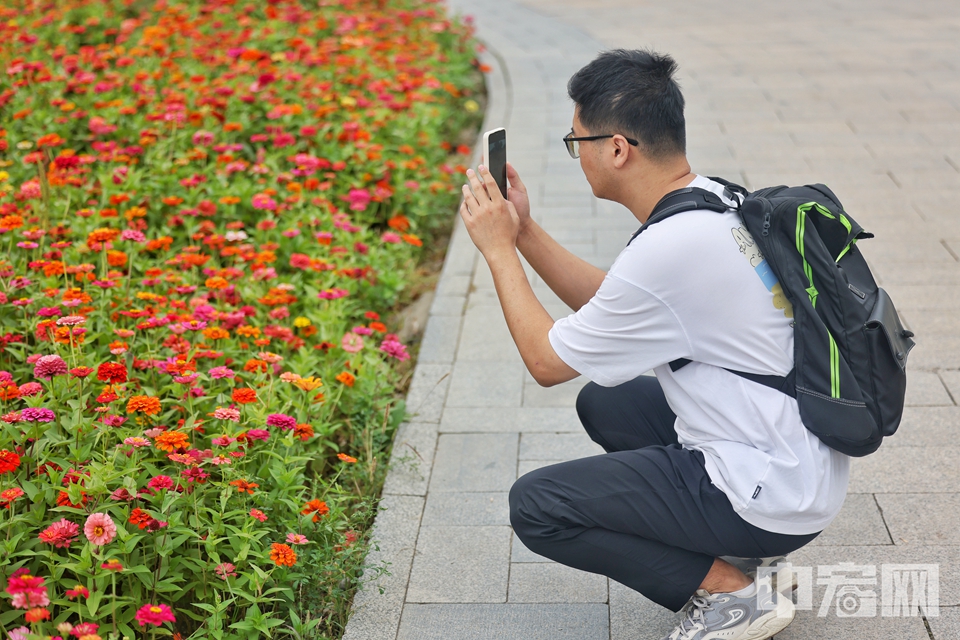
[567, 49, 685, 160]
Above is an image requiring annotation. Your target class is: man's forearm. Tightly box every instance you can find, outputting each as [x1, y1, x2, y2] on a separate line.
[516, 219, 606, 311]
[485, 248, 579, 387]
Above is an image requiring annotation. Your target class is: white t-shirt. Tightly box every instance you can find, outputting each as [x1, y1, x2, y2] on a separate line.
[548, 175, 849, 536]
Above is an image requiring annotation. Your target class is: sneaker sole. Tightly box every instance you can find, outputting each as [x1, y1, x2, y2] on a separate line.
[739, 596, 796, 640]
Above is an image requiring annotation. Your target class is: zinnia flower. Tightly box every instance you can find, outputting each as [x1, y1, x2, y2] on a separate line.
[97, 362, 127, 383]
[66, 584, 90, 599]
[266, 413, 296, 430]
[134, 603, 176, 627]
[38, 518, 80, 548]
[33, 354, 68, 379]
[269, 542, 297, 567]
[126, 395, 161, 415]
[286, 533, 309, 545]
[83, 513, 117, 546]
[21, 407, 55, 422]
[301, 499, 329, 522]
[0, 449, 21, 474]
[214, 562, 237, 580]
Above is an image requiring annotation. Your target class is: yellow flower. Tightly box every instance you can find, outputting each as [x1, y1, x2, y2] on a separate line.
[464, 99, 479, 113]
[293, 376, 323, 392]
[293, 317, 312, 328]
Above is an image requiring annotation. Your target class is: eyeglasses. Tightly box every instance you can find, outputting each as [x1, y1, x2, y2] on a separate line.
[563, 130, 639, 159]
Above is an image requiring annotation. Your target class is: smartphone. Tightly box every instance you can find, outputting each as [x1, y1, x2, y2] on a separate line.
[482, 127, 507, 199]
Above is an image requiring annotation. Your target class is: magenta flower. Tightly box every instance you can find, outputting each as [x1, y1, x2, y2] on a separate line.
[208, 366, 235, 379]
[147, 475, 174, 491]
[134, 603, 176, 627]
[21, 407, 55, 422]
[84, 513, 117, 546]
[380, 338, 411, 362]
[266, 413, 296, 431]
[33, 355, 68, 380]
[246, 429, 270, 441]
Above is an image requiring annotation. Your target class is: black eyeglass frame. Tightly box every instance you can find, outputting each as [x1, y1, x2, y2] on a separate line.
[563, 131, 639, 159]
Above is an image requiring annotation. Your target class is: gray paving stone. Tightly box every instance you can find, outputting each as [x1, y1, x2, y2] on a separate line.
[440, 406, 584, 433]
[904, 371, 954, 406]
[848, 446, 960, 493]
[810, 493, 892, 547]
[444, 361, 525, 407]
[511, 531, 551, 563]
[519, 432, 605, 461]
[383, 422, 439, 497]
[928, 606, 960, 640]
[456, 305, 523, 362]
[508, 563, 608, 603]
[429, 294, 466, 317]
[421, 492, 510, 526]
[344, 495, 425, 640]
[416, 315, 462, 365]
[429, 433, 518, 493]
[608, 580, 680, 640]
[522, 378, 587, 407]
[517, 459, 566, 477]
[404, 363, 452, 423]
[875, 493, 960, 546]
[406, 526, 512, 603]
[887, 406, 960, 447]
[397, 603, 610, 640]
[936, 371, 960, 403]
[787, 544, 960, 607]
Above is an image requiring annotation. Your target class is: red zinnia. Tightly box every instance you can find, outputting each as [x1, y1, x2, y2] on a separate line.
[0, 449, 20, 474]
[97, 362, 128, 383]
[134, 603, 176, 627]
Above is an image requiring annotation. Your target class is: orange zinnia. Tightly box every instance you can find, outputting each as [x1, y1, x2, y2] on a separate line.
[301, 499, 329, 522]
[335, 371, 355, 387]
[229, 479, 259, 494]
[231, 388, 257, 404]
[126, 395, 162, 415]
[269, 542, 296, 567]
[154, 431, 189, 453]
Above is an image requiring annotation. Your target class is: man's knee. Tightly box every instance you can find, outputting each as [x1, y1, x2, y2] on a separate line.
[576, 381, 609, 448]
[509, 469, 557, 544]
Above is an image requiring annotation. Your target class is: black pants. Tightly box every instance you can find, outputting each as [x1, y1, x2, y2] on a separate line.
[509, 375, 820, 612]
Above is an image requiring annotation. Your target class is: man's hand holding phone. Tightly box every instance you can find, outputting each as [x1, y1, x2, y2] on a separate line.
[460, 164, 521, 261]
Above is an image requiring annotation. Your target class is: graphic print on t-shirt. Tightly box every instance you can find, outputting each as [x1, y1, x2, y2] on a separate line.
[731, 226, 794, 318]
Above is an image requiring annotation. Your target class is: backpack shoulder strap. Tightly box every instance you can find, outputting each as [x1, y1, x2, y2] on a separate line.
[669, 357, 797, 398]
[627, 187, 733, 246]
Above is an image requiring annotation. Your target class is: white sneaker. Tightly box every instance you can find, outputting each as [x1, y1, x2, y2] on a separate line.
[661, 583, 795, 640]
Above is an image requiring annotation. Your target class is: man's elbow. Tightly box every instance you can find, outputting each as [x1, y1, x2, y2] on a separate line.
[528, 361, 576, 388]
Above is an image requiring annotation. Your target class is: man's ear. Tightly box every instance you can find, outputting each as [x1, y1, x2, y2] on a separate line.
[611, 134, 632, 168]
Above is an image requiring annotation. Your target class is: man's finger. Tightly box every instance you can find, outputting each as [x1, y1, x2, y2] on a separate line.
[506, 162, 526, 193]
[477, 164, 503, 201]
[466, 168, 491, 202]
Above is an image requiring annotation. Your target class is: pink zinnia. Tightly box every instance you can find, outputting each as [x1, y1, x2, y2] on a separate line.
[266, 413, 296, 431]
[135, 603, 176, 627]
[83, 513, 117, 546]
[246, 429, 269, 441]
[147, 475, 174, 491]
[33, 355, 68, 380]
[213, 407, 240, 422]
[214, 562, 236, 580]
[286, 533, 309, 545]
[18, 382, 42, 397]
[380, 338, 410, 362]
[208, 366, 235, 379]
[341, 332, 364, 353]
[56, 315, 86, 326]
[38, 518, 80, 548]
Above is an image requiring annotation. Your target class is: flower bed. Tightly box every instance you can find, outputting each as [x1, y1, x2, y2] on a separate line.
[0, 0, 483, 637]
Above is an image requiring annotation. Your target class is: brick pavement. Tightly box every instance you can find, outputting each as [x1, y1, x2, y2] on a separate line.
[342, 0, 960, 637]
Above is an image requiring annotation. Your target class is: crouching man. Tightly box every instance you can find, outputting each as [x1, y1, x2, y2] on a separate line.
[459, 49, 847, 640]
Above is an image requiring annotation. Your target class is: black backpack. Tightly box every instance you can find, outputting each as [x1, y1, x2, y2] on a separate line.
[634, 178, 916, 457]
